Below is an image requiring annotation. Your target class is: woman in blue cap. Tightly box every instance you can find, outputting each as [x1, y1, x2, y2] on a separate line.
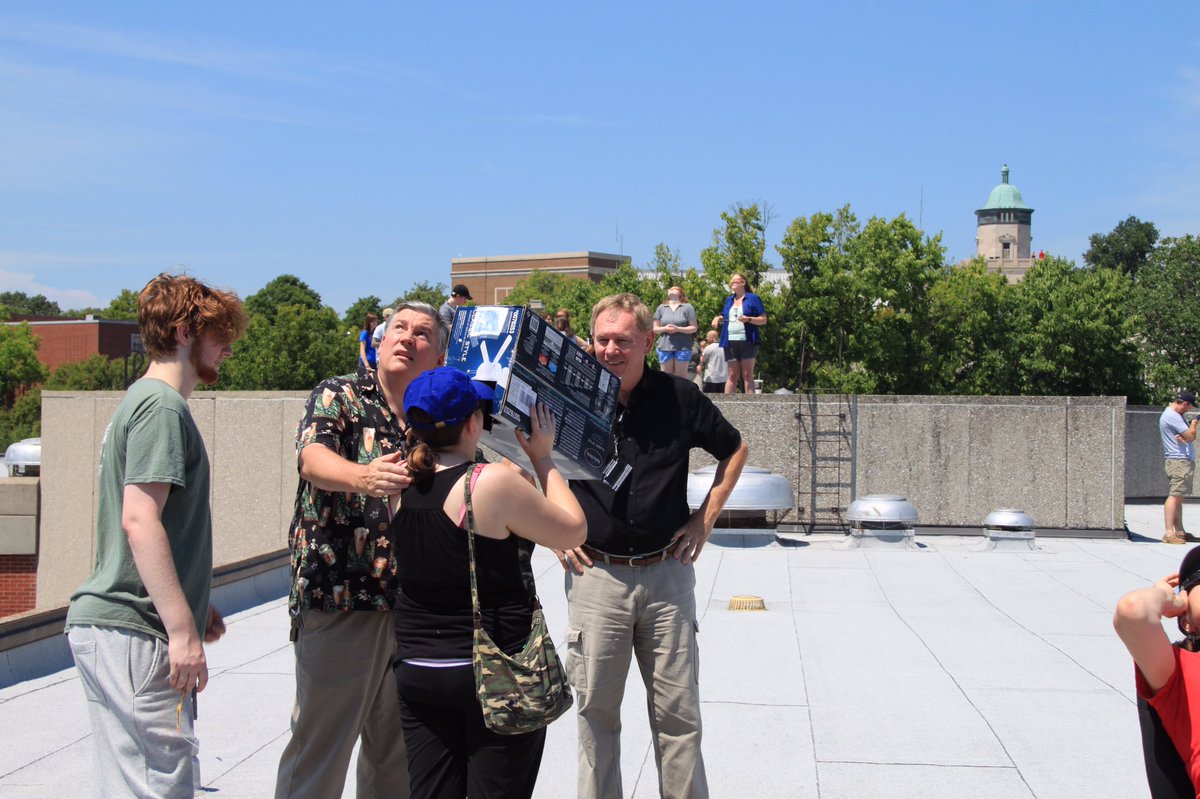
[388, 367, 586, 799]
[1116, 546, 1200, 797]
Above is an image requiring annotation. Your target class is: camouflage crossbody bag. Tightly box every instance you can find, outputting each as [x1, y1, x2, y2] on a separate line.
[463, 465, 573, 735]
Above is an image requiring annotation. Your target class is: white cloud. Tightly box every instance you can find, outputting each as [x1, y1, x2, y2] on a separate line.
[0, 268, 103, 308]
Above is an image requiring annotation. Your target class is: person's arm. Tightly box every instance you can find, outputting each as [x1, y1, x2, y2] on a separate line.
[712, 296, 730, 330]
[652, 307, 670, 335]
[743, 296, 768, 326]
[671, 439, 749, 564]
[296, 381, 412, 497]
[472, 404, 586, 550]
[123, 482, 209, 694]
[677, 305, 698, 335]
[1114, 573, 1186, 693]
[1178, 418, 1199, 443]
[299, 445, 410, 497]
[204, 606, 226, 643]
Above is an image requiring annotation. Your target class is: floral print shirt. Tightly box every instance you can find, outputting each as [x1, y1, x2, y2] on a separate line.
[288, 370, 407, 614]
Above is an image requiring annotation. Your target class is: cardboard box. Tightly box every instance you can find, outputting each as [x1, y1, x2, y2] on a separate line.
[445, 305, 619, 479]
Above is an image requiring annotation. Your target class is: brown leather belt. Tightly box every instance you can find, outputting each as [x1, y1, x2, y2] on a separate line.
[582, 544, 673, 567]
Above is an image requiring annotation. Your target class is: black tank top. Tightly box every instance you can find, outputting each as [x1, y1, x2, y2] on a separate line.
[392, 462, 535, 660]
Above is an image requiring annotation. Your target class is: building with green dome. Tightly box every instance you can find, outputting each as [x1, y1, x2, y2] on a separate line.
[975, 164, 1035, 282]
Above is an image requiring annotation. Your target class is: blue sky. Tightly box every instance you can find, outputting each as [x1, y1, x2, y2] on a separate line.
[2, 2, 1198, 314]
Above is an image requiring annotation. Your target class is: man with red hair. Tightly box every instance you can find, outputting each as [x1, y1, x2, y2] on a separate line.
[66, 273, 247, 798]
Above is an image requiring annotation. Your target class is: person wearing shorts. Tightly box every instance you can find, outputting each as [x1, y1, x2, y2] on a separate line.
[711, 273, 767, 394]
[1161, 390, 1200, 544]
[653, 286, 697, 378]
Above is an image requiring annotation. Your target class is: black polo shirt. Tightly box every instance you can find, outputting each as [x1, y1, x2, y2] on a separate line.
[571, 368, 742, 555]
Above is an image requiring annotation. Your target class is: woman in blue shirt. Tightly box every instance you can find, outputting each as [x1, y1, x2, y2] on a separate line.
[711, 273, 767, 393]
[359, 312, 378, 372]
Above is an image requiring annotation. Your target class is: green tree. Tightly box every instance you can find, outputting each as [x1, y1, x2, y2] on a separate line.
[343, 295, 382, 329]
[218, 305, 358, 390]
[774, 208, 947, 393]
[245, 275, 323, 322]
[0, 388, 41, 451]
[44, 354, 129, 391]
[700, 203, 772, 289]
[0, 291, 62, 317]
[391, 281, 448, 309]
[848, 214, 946, 394]
[0, 322, 49, 408]
[64, 305, 107, 318]
[500, 261, 655, 342]
[103, 289, 140, 321]
[926, 260, 1019, 394]
[1132, 235, 1200, 401]
[1010, 256, 1143, 398]
[503, 271, 606, 337]
[1084, 215, 1159, 278]
[775, 206, 872, 391]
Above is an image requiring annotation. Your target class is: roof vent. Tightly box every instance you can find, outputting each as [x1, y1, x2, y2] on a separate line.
[971, 509, 1042, 552]
[688, 465, 793, 529]
[837, 495, 922, 550]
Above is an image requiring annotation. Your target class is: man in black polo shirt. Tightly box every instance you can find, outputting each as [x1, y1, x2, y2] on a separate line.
[560, 292, 748, 799]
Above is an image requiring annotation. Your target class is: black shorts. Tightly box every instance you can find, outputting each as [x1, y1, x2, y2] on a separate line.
[703, 381, 725, 394]
[724, 341, 758, 362]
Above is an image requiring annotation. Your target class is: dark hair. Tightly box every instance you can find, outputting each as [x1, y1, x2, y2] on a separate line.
[364, 312, 378, 335]
[405, 408, 470, 483]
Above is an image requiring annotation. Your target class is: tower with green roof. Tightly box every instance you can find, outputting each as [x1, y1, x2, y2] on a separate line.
[975, 164, 1035, 282]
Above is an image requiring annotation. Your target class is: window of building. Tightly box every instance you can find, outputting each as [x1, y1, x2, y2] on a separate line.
[1002, 242, 1011, 260]
[495, 287, 512, 303]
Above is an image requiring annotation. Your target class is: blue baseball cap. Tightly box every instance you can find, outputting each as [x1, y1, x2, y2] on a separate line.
[404, 367, 493, 431]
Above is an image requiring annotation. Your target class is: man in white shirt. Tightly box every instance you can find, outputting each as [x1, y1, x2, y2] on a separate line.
[1160, 390, 1200, 544]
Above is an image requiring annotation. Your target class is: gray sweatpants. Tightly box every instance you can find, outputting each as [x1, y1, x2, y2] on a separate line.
[67, 624, 198, 799]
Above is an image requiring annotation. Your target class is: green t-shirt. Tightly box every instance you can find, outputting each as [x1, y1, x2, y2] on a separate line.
[66, 378, 213, 641]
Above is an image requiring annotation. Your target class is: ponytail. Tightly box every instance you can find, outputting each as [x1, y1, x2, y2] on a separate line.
[404, 407, 471, 483]
[406, 441, 438, 483]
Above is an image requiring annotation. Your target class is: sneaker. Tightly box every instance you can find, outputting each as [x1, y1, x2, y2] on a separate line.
[1164, 532, 1188, 545]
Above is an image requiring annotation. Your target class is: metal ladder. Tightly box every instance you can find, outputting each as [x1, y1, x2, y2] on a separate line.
[791, 390, 854, 534]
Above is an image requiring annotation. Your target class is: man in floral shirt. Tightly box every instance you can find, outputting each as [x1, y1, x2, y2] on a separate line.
[275, 302, 447, 799]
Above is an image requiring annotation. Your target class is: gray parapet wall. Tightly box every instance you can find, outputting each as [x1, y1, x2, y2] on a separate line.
[1124, 405, 1200, 499]
[700, 393, 1125, 532]
[37, 390, 1128, 611]
[38, 390, 309, 611]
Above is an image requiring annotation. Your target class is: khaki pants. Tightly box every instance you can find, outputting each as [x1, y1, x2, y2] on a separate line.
[565, 558, 707, 799]
[275, 610, 409, 799]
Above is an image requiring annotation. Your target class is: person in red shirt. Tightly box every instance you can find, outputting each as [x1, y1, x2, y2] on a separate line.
[1116, 547, 1200, 797]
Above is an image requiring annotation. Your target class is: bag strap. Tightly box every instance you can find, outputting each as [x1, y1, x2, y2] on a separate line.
[458, 463, 484, 526]
[464, 463, 486, 631]
[462, 463, 543, 626]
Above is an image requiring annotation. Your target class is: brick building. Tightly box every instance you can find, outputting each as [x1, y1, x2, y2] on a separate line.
[0, 478, 38, 617]
[449, 251, 628, 306]
[0, 318, 139, 617]
[5, 316, 141, 373]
